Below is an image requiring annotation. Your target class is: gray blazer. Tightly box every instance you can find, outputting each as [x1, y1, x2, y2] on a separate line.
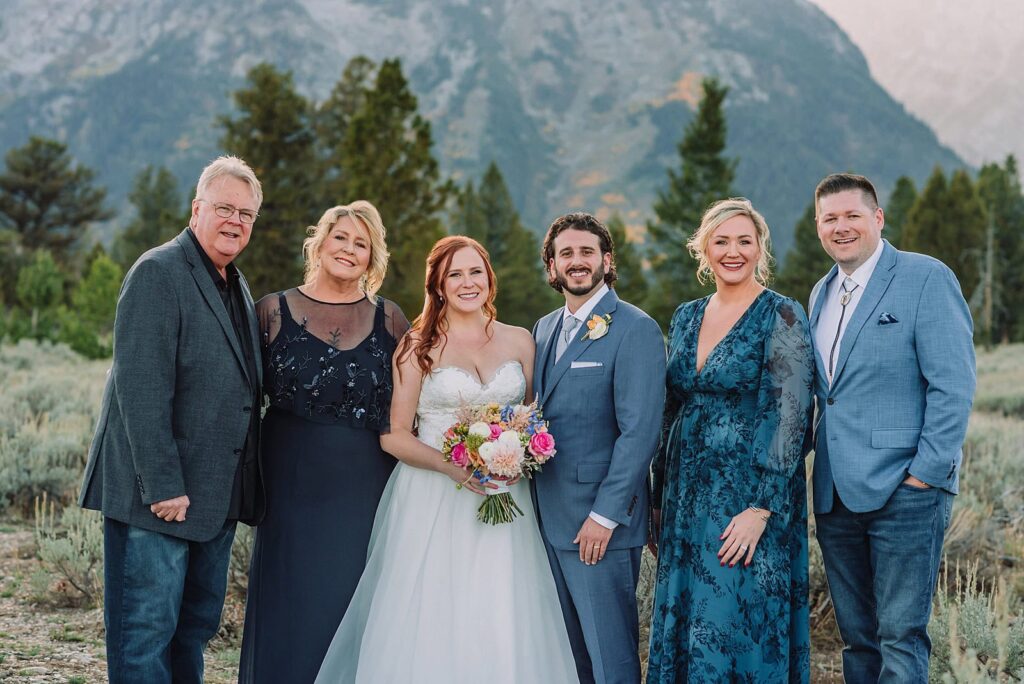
[808, 241, 975, 514]
[531, 289, 666, 551]
[80, 229, 264, 541]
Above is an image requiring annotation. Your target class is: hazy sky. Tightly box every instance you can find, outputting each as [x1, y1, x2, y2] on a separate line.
[809, 0, 1024, 168]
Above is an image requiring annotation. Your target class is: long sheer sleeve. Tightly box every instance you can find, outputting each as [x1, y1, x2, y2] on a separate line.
[750, 297, 815, 525]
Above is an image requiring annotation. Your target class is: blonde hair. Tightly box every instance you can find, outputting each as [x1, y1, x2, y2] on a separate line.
[687, 197, 774, 285]
[195, 155, 262, 206]
[302, 201, 389, 302]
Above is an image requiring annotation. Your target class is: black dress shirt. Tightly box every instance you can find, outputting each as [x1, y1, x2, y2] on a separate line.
[187, 228, 260, 521]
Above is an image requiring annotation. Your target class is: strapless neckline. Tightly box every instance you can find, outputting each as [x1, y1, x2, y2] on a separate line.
[429, 359, 523, 388]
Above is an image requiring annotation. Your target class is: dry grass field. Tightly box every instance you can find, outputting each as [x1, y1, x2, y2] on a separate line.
[0, 339, 1021, 682]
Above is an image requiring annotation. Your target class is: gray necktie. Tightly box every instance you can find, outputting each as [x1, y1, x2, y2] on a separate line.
[827, 277, 859, 381]
[555, 316, 580, 363]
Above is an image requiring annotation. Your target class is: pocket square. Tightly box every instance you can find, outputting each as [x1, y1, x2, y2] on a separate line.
[878, 312, 899, 325]
[571, 361, 602, 369]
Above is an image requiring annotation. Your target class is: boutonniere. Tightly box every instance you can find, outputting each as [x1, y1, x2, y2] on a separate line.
[581, 314, 612, 341]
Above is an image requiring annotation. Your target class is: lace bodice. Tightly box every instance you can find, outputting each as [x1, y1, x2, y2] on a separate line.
[415, 361, 526, 449]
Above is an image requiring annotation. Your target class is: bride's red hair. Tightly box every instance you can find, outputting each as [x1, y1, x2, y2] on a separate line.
[397, 236, 498, 378]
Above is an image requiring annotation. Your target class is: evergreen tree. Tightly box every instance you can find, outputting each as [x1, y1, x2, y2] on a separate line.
[976, 156, 1024, 342]
[71, 253, 122, 331]
[775, 202, 834, 305]
[884, 176, 917, 249]
[451, 162, 556, 327]
[113, 165, 185, 270]
[0, 137, 112, 265]
[338, 58, 452, 316]
[317, 56, 377, 207]
[606, 214, 650, 308]
[903, 166, 986, 299]
[0, 228, 26, 306]
[221, 63, 318, 296]
[16, 250, 64, 337]
[646, 78, 736, 329]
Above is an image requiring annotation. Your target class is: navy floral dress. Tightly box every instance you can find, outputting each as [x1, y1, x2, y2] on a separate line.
[240, 289, 409, 684]
[648, 289, 814, 684]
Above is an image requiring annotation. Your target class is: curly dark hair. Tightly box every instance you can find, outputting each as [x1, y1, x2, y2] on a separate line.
[540, 212, 618, 293]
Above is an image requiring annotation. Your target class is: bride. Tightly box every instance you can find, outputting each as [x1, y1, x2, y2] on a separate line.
[315, 236, 579, 683]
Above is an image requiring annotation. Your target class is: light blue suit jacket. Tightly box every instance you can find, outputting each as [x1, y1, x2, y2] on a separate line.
[809, 241, 975, 514]
[531, 289, 666, 550]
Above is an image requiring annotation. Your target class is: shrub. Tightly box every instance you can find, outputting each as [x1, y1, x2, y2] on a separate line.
[33, 493, 104, 607]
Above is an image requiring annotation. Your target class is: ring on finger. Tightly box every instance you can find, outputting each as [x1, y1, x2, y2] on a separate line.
[740, 544, 749, 550]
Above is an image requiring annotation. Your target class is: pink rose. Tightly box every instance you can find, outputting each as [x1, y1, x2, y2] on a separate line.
[489, 423, 503, 441]
[528, 431, 556, 461]
[450, 443, 469, 467]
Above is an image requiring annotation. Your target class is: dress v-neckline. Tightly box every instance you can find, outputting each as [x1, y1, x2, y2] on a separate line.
[693, 290, 767, 376]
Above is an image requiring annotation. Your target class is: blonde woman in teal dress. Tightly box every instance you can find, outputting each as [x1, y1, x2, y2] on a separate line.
[648, 198, 814, 683]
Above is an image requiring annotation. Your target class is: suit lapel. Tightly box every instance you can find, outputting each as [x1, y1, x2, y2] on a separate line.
[541, 290, 618, 406]
[831, 243, 898, 385]
[535, 312, 560, 401]
[810, 264, 838, 380]
[177, 231, 252, 388]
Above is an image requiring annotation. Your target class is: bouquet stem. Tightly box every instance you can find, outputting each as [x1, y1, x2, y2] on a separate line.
[477, 493, 524, 525]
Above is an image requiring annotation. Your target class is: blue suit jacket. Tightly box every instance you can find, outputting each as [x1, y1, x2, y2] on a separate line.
[531, 289, 666, 551]
[808, 241, 975, 514]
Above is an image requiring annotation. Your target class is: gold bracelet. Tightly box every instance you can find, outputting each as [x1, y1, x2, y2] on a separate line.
[748, 506, 771, 522]
[455, 471, 475, 490]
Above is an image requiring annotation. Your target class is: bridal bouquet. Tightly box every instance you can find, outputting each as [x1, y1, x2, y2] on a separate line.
[441, 401, 557, 524]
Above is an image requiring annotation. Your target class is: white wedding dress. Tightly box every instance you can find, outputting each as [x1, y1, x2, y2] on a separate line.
[315, 360, 579, 684]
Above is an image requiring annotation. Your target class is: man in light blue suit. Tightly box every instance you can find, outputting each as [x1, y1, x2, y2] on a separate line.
[808, 173, 975, 683]
[532, 212, 665, 684]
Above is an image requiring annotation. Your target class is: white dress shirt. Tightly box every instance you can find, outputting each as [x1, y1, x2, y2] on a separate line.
[814, 239, 885, 384]
[555, 283, 618, 530]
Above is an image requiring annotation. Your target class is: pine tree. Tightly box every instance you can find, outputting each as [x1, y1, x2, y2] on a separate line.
[113, 165, 185, 270]
[221, 63, 318, 297]
[0, 137, 112, 265]
[903, 166, 986, 298]
[646, 78, 736, 329]
[338, 58, 452, 317]
[884, 176, 917, 249]
[451, 163, 557, 327]
[606, 214, 650, 308]
[976, 156, 1024, 343]
[775, 202, 834, 305]
[316, 56, 377, 207]
[16, 250, 64, 337]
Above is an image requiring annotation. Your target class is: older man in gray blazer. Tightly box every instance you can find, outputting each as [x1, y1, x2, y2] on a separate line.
[80, 156, 265, 683]
[809, 173, 975, 683]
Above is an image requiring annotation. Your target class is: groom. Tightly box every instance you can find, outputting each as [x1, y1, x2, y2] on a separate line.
[532, 212, 665, 684]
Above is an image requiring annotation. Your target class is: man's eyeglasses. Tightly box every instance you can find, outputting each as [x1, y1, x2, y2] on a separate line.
[199, 199, 258, 224]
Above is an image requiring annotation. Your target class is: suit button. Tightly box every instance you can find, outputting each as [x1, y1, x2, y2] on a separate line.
[243, 406, 252, 413]
[826, 398, 835, 405]
[234, 448, 242, 455]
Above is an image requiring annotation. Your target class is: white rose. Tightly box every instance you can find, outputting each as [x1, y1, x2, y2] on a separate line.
[477, 441, 497, 465]
[468, 422, 492, 439]
[497, 430, 522, 448]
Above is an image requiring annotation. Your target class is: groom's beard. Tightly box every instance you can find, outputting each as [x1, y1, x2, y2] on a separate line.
[555, 263, 605, 296]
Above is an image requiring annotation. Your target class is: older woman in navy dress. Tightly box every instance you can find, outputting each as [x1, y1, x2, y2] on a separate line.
[239, 202, 409, 683]
[648, 198, 814, 683]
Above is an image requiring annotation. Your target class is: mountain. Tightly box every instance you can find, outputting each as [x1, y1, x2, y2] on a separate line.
[0, 0, 962, 258]
[809, 0, 1024, 169]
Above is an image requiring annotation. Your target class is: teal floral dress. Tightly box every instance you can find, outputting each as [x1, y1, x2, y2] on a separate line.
[648, 290, 814, 684]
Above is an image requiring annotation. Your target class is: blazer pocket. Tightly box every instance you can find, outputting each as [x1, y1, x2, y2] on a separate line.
[871, 428, 921, 449]
[570, 365, 605, 377]
[577, 462, 610, 483]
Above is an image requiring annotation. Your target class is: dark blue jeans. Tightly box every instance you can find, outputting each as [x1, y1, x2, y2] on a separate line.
[816, 485, 953, 683]
[104, 517, 236, 684]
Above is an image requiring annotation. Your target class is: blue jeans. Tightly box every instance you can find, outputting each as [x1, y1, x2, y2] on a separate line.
[104, 517, 236, 684]
[816, 485, 953, 683]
